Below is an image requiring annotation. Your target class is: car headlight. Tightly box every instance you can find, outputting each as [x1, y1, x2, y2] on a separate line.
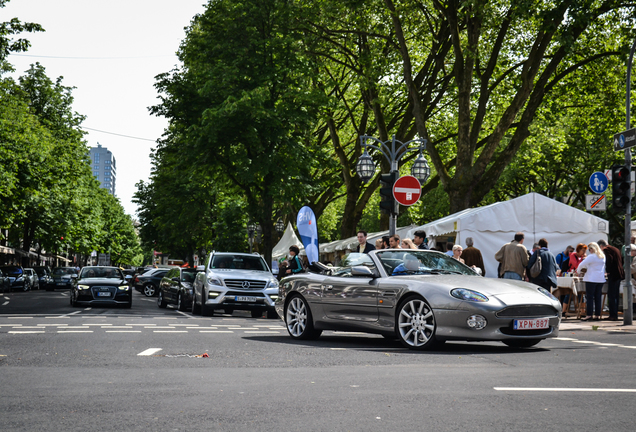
[78, 285, 90, 290]
[207, 276, 222, 286]
[267, 279, 279, 288]
[450, 288, 489, 302]
[118, 285, 129, 291]
[537, 287, 558, 301]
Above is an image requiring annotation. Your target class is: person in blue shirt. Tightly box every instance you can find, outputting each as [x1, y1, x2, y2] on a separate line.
[286, 245, 304, 275]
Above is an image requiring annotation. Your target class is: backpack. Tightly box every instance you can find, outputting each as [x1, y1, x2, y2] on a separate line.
[529, 252, 542, 278]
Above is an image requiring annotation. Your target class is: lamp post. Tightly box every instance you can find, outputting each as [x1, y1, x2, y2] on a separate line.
[356, 135, 431, 235]
[275, 219, 285, 237]
[247, 222, 256, 253]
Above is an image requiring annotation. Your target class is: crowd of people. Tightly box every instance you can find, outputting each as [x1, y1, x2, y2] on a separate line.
[353, 229, 636, 320]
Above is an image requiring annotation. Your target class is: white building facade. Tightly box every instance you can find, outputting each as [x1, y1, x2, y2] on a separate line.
[89, 143, 116, 195]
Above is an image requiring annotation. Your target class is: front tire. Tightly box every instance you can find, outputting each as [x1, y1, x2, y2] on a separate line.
[284, 295, 321, 340]
[191, 290, 201, 315]
[177, 293, 187, 312]
[143, 284, 156, 297]
[503, 339, 541, 348]
[157, 291, 167, 308]
[396, 296, 438, 350]
[23, 281, 30, 292]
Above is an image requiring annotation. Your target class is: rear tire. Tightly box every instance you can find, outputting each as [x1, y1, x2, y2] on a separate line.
[201, 303, 214, 316]
[143, 284, 156, 297]
[284, 295, 321, 340]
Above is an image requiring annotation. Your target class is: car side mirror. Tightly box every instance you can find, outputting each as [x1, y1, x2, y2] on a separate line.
[351, 266, 375, 277]
[125, 275, 133, 281]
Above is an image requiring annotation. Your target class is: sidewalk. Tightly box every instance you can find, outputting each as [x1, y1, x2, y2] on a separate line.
[560, 317, 636, 332]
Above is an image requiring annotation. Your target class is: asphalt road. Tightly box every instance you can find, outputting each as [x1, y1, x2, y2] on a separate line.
[1, 288, 636, 431]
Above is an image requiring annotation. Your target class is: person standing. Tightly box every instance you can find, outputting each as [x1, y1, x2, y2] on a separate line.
[556, 245, 574, 270]
[445, 243, 454, 256]
[389, 235, 402, 249]
[568, 243, 587, 273]
[461, 237, 485, 276]
[494, 232, 529, 280]
[451, 245, 465, 263]
[526, 238, 557, 291]
[401, 238, 418, 249]
[413, 230, 428, 250]
[285, 245, 304, 275]
[577, 242, 606, 321]
[356, 230, 376, 254]
[598, 239, 624, 321]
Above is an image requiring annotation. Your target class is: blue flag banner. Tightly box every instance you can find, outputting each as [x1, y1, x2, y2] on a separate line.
[296, 206, 319, 265]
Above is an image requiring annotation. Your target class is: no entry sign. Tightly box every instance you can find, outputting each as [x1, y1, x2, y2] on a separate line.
[393, 175, 422, 206]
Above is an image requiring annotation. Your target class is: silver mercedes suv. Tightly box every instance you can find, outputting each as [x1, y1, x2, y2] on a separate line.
[192, 252, 279, 318]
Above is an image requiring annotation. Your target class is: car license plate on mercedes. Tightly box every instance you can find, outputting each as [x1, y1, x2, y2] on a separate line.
[57, 282, 65, 286]
[513, 318, 549, 330]
[235, 296, 256, 302]
[97, 292, 111, 297]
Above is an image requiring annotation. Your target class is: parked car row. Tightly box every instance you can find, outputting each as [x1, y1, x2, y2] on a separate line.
[0, 265, 78, 292]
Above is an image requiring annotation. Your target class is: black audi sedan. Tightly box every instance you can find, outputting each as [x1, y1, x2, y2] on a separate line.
[50, 267, 78, 291]
[70, 266, 132, 308]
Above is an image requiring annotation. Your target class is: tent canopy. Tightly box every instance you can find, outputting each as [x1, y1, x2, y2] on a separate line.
[405, 193, 609, 278]
[272, 222, 304, 261]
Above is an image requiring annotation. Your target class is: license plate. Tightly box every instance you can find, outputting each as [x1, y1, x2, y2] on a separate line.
[57, 282, 66, 286]
[514, 318, 549, 330]
[97, 292, 111, 297]
[235, 296, 257, 302]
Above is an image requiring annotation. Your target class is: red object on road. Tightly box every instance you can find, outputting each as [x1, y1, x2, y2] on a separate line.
[393, 175, 422, 206]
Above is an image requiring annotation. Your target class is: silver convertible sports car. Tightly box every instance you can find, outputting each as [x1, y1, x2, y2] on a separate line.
[275, 250, 561, 350]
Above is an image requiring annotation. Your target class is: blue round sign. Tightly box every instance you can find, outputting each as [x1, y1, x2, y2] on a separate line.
[589, 171, 608, 194]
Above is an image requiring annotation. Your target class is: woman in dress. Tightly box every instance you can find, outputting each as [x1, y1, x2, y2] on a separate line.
[577, 242, 606, 321]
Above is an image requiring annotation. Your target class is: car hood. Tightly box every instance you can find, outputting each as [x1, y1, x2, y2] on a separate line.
[52, 275, 74, 281]
[210, 269, 273, 280]
[396, 274, 554, 306]
[77, 278, 126, 286]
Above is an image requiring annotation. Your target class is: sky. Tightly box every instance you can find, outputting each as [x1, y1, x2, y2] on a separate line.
[4, 0, 208, 217]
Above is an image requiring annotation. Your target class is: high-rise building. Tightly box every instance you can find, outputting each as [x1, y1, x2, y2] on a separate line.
[89, 143, 116, 196]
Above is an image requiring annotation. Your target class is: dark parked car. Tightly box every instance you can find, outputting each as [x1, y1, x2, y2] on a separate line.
[0, 268, 10, 293]
[157, 267, 198, 311]
[49, 267, 78, 291]
[0, 265, 30, 291]
[70, 266, 132, 308]
[133, 268, 170, 297]
[33, 266, 53, 290]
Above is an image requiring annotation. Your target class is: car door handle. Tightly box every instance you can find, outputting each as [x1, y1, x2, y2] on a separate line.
[323, 285, 333, 291]
[381, 291, 397, 297]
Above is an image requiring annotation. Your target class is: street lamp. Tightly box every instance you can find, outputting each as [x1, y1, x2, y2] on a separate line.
[356, 135, 431, 235]
[275, 218, 285, 235]
[247, 222, 256, 253]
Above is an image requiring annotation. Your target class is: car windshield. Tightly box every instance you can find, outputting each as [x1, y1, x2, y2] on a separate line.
[2, 266, 22, 275]
[211, 255, 268, 271]
[52, 268, 77, 276]
[376, 250, 478, 276]
[80, 267, 123, 279]
[181, 269, 197, 282]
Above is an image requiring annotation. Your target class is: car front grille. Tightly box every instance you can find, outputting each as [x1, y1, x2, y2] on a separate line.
[90, 286, 117, 299]
[495, 305, 559, 319]
[224, 279, 267, 290]
[500, 327, 555, 336]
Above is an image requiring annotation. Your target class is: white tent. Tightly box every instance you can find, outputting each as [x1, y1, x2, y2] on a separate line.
[405, 193, 609, 278]
[271, 222, 304, 262]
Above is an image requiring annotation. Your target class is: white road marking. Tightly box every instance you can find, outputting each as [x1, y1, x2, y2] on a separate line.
[556, 336, 636, 350]
[198, 330, 233, 333]
[153, 330, 187, 333]
[147, 326, 175, 329]
[494, 387, 636, 393]
[138, 348, 162, 356]
[2, 301, 8, 306]
[8, 316, 32, 319]
[106, 330, 141, 333]
[57, 330, 93, 333]
[244, 331, 281, 334]
[3, 296, 9, 300]
[37, 324, 67, 327]
[9, 331, 45, 334]
[176, 311, 190, 317]
[126, 324, 154, 326]
[81, 324, 112, 326]
[0, 324, 21, 327]
[187, 326, 209, 329]
[84, 308, 91, 311]
[105, 326, 132, 329]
